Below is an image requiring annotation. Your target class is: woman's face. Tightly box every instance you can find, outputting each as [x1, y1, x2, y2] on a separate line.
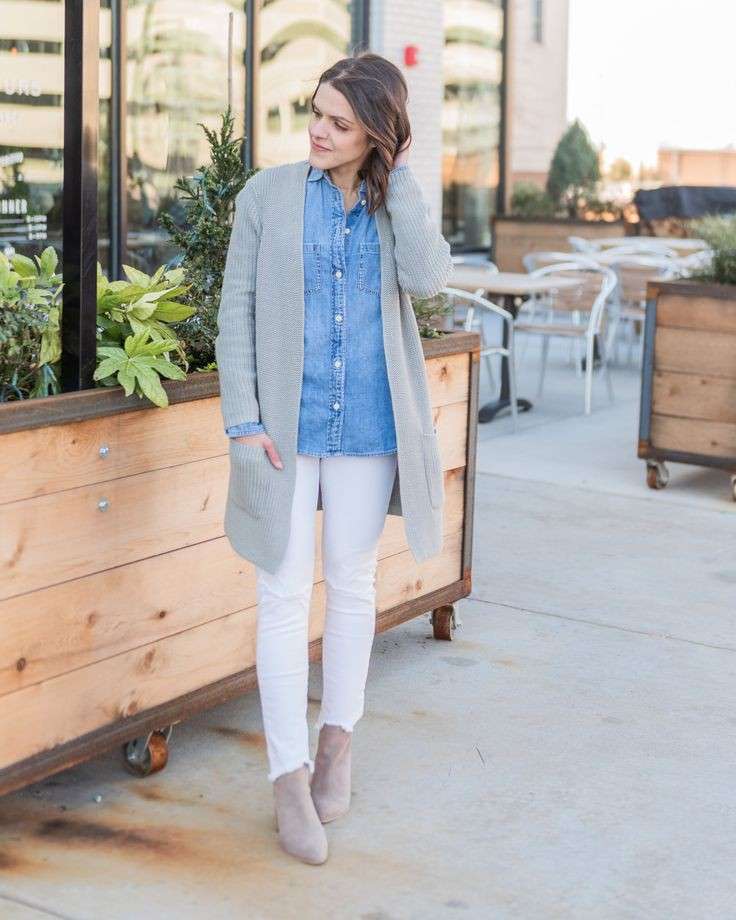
[308, 81, 373, 172]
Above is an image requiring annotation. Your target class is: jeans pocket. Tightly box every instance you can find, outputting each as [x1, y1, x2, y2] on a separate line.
[303, 242, 323, 295]
[228, 439, 272, 518]
[421, 431, 444, 509]
[358, 242, 381, 295]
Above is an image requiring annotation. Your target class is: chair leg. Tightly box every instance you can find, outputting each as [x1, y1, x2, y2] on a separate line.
[507, 337, 519, 432]
[584, 334, 595, 415]
[537, 336, 550, 400]
[598, 334, 615, 403]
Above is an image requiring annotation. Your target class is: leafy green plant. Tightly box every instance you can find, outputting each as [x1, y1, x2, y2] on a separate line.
[546, 119, 601, 218]
[686, 214, 734, 285]
[159, 107, 257, 369]
[510, 181, 556, 218]
[412, 292, 454, 338]
[0, 246, 63, 401]
[93, 262, 194, 406]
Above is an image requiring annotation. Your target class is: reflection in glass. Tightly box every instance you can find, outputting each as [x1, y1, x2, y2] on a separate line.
[256, 0, 356, 167]
[125, 1, 247, 274]
[442, 0, 504, 252]
[0, 0, 64, 260]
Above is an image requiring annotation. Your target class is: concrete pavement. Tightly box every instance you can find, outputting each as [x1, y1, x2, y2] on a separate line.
[1, 338, 733, 919]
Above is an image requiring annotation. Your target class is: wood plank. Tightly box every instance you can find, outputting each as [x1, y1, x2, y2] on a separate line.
[1, 400, 468, 599]
[652, 371, 736, 425]
[0, 470, 466, 694]
[654, 327, 736, 379]
[0, 530, 463, 770]
[2, 353, 468, 506]
[650, 414, 736, 460]
[426, 351, 470, 406]
[656, 292, 736, 335]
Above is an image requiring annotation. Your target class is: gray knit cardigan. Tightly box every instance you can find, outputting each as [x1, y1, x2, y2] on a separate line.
[215, 158, 453, 575]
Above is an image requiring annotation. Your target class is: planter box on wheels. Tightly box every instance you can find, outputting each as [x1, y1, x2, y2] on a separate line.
[639, 280, 736, 498]
[0, 329, 480, 797]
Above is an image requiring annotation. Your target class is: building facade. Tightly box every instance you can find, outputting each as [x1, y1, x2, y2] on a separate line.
[0, 0, 567, 281]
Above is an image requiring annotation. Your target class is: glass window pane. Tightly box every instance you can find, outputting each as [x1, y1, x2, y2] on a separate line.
[442, 0, 504, 252]
[125, 0, 247, 275]
[0, 0, 64, 261]
[256, 0, 356, 167]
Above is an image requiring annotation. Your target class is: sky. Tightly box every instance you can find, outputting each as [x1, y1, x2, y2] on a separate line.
[566, 0, 735, 168]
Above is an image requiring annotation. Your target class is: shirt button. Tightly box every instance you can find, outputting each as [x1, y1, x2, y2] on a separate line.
[335, 313, 343, 323]
[334, 358, 342, 368]
[344, 227, 350, 234]
[360, 199, 366, 206]
[335, 269, 342, 278]
[333, 401, 340, 410]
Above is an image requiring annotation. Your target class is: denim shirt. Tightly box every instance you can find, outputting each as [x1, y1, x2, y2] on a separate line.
[225, 163, 410, 456]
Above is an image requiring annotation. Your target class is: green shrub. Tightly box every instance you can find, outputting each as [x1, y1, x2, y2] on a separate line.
[0, 246, 63, 400]
[546, 120, 601, 217]
[510, 182, 556, 218]
[687, 214, 735, 285]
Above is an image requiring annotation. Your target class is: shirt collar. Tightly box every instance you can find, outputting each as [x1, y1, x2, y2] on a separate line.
[308, 164, 366, 194]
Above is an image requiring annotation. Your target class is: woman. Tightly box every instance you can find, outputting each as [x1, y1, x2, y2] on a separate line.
[215, 51, 452, 865]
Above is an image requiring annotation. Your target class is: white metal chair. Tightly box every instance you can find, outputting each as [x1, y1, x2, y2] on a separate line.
[515, 262, 618, 415]
[522, 251, 601, 273]
[604, 254, 677, 365]
[443, 285, 519, 430]
[568, 235, 600, 253]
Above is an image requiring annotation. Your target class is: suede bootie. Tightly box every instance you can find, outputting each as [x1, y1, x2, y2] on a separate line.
[310, 724, 352, 823]
[273, 764, 328, 865]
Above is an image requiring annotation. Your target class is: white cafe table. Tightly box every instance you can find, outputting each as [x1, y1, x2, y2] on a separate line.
[593, 236, 708, 252]
[448, 267, 583, 421]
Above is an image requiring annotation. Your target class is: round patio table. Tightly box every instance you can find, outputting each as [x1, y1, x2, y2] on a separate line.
[594, 236, 708, 252]
[448, 267, 583, 422]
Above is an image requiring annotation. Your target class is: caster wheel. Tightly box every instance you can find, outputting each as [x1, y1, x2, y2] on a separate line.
[431, 604, 456, 641]
[122, 728, 171, 777]
[646, 461, 669, 490]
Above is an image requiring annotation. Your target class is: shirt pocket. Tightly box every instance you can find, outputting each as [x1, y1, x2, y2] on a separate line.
[357, 242, 381, 295]
[303, 242, 323, 295]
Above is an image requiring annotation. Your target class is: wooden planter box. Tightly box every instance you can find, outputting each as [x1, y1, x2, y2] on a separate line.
[0, 329, 480, 797]
[491, 216, 631, 272]
[639, 280, 736, 497]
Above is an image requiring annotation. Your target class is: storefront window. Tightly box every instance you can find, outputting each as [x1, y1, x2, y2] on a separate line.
[442, 0, 504, 252]
[0, 0, 64, 260]
[125, 0, 248, 274]
[256, 0, 361, 166]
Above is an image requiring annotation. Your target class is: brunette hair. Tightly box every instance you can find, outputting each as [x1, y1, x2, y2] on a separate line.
[311, 52, 411, 214]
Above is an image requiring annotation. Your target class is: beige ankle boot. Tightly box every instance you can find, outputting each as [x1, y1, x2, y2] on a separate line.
[273, 764, 328, 864]
[310, 724, 352, 823]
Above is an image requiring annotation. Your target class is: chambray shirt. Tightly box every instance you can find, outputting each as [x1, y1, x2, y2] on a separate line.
[225, 163, 408, 456]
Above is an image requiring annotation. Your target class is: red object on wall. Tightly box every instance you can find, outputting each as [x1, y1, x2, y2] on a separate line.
[404, 45, 419, 67]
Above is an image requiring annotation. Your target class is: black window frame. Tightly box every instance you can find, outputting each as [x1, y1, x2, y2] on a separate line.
[60, 0, 370, 392]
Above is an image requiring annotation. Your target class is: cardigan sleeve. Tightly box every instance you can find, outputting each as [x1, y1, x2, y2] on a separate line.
[215, 178, 263, 430]
[383, 164, 453, 299]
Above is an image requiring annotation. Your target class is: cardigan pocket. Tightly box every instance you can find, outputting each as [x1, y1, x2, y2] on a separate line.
[228, 439, 273, 518]
[357, 242, 381, 295]
[303, 242, 323, 295]
[421, 431, 444, 509]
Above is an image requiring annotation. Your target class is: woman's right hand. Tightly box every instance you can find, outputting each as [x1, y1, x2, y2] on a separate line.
[234, 433, 284, 470]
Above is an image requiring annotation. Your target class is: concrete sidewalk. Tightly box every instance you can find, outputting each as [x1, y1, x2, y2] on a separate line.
[1, 340, 733, 919]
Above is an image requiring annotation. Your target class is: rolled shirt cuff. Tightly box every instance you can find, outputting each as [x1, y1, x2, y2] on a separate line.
[226, 420, 266, 437]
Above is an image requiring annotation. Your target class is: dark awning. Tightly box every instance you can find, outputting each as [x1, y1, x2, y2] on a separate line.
[634, 185, 736, 220]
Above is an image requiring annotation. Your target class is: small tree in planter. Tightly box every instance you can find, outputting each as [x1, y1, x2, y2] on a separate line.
[159, 108, 257, 371]
[546, 119, 601, 218]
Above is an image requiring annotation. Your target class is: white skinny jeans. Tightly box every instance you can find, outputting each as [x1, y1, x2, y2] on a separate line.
[254, 451, 398, 782]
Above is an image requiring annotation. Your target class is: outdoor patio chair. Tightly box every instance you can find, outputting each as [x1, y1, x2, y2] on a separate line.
[601, 241, 679, 260]
[442, 285, 519, 430]
[514, 262, 618, 415]
[568, 235, 600, 253]
[604, 254, 677, 366]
